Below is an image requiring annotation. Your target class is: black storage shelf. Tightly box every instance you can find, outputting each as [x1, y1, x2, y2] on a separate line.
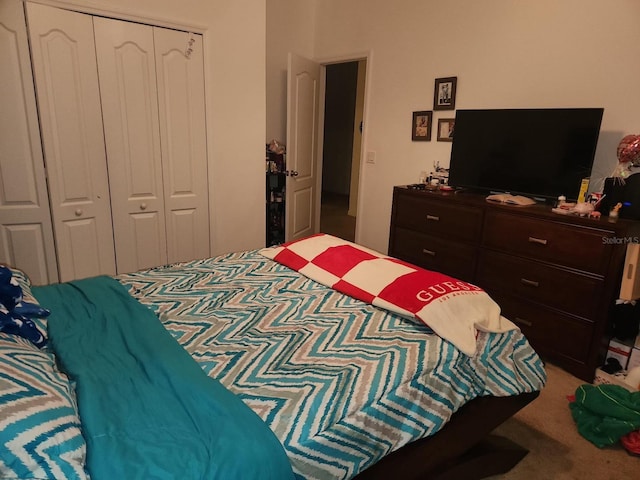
[266, 172, 286, 246]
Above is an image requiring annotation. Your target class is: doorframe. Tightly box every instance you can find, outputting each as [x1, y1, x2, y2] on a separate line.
[315, 51, 372, 244]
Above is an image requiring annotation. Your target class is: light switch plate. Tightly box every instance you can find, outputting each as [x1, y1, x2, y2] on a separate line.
[366, 151, 376, 164]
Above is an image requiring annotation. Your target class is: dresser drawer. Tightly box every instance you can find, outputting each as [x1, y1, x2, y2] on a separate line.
[390, 227, 477, 281]
[477, 250, 603, 320]
[491, 292, 593, 365]
[394, 193, 483, 243]
[483, 211, 612, 274]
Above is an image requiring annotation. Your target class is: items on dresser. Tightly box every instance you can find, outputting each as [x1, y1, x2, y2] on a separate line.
[485, 193, 536, 206]
[389, 186, 640, 381]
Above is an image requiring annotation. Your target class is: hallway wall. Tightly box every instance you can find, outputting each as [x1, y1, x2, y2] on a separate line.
[322, 62, 358, 196]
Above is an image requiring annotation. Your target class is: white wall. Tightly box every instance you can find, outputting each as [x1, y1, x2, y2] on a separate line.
[309, 0, 640, 253]
[43, 0, 267, 254]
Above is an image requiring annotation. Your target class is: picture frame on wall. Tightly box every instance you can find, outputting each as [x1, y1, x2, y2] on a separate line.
[433, 77, 457, 111]
[437, 118, 455, 142]
[412, 110, 433, 141]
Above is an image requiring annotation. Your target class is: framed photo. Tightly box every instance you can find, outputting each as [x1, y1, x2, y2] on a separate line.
[437, 118, 455, 142]
[433, 77, 457, 111]
[412, 110, 433, 141]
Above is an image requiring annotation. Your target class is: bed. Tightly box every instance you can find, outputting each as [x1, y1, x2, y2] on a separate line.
[1, 234, 546, 480]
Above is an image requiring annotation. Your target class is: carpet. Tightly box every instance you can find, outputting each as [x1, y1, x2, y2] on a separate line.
[489, 363, 639, 479]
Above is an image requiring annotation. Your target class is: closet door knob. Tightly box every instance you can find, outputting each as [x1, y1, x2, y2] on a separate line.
[140, 203, 147, 210]
[74, 209, 83, 217]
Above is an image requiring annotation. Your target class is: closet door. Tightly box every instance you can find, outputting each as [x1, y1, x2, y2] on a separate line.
[94, 17, 168, 274]
[154, 29, 210, 263]
[0, 0, 57, 284]
[26, 3, 115, 281]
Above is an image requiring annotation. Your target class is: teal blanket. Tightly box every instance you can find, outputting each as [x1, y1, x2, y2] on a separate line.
[33, 277, 295, 480]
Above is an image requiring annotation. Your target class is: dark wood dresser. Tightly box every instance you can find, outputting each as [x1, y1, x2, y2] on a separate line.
[389, 185, 640, 381]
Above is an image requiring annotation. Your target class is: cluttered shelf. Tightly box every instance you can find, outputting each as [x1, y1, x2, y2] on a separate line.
[266, 142, 286, 246]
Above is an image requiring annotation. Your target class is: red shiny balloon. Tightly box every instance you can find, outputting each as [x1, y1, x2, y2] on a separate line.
[617, 134, 640, 164]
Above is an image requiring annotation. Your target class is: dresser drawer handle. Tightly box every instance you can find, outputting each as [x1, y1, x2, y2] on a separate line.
[426, 215, 440, 221]
[520, 278, 539, 288]
[528, 236, 548, 245]
[515, 317, 533, 327]
[422, 248, 436, 256]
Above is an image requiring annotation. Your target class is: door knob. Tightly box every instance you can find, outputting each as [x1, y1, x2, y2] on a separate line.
[140, 203, 147, 210]
[74, 209, 83, 217]
[290, 170, 299, 177]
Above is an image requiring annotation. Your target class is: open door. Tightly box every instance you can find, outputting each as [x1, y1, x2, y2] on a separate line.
[285, 53, 321, 241]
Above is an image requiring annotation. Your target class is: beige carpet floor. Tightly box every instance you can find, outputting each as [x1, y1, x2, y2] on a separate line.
[489, 362, 639, 479]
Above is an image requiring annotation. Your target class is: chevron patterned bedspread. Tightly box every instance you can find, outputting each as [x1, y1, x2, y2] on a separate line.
[117, 250, 546, 480]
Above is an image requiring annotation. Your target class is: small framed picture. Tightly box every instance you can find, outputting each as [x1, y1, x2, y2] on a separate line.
[437, 118, 455, 142]
[412, 110, 433, 141]
[433, 77, 457, 111]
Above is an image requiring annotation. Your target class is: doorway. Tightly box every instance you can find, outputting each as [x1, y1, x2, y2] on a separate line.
[320, 59, 366, 242]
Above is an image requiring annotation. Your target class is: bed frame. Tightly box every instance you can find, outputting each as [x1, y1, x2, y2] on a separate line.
[355, 391, 539, 480]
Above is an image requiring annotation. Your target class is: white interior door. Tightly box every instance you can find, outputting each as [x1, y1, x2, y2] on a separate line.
[27, 2, 116, 282]
[154, 28, 209, 263]
[94, 17, 168, 274]
[286, 53, 321, 241]
[0, 0, 58, 285]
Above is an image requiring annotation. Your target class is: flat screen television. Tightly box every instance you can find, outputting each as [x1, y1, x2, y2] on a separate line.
[447, 108, 604, 202]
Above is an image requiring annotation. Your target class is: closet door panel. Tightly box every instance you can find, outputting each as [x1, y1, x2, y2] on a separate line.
[0, 0, 58, 284]
[168, 209, 200, 262]
[130, 213, 165, 269]
[94, 17, 167, 274]
[154, 28, 209, 263]
[26, 2, 115, 282]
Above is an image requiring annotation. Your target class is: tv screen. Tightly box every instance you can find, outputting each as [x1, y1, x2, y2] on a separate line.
[448, 108, 604, 202]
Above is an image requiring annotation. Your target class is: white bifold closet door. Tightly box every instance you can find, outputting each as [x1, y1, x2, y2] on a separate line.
[26, 2, 209, 280]
[26, 3, 116, 282]
[153, 28, 209, 264]
[93, 18, 168, 273]
[94, 19, 209, 272]
[0, 0, 57, 285]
